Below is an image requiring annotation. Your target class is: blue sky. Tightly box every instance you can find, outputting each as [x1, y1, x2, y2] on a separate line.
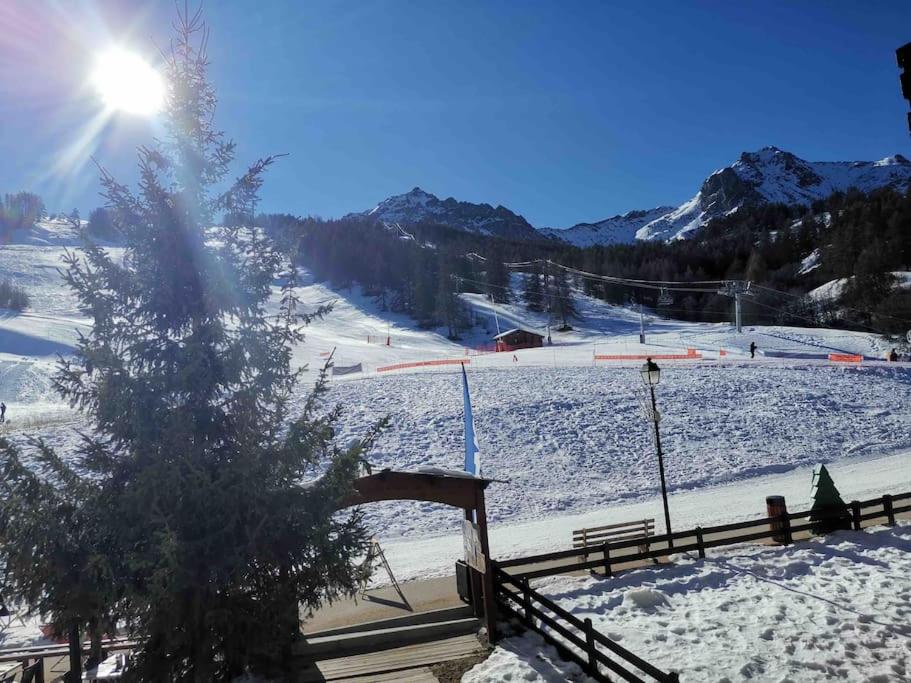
[1, 0, 909, 228]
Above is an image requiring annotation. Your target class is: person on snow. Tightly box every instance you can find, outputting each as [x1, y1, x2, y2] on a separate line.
[889, 348, 898, 362]
[0, 402, 5, 423]
[749, 341, 757, 359]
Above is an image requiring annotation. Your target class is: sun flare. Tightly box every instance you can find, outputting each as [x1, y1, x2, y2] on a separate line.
[91, 47, 164, 116]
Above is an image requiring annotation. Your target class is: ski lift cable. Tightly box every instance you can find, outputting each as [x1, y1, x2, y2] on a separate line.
[752, 283, 911, 326]
[497, 257, 911, 328]
[453, 275, 583, 304]
[520, 262, 721, 293]
[546, 259, 727, 286]
[503, 258, 726, 291]
[746, 298, 893, 336]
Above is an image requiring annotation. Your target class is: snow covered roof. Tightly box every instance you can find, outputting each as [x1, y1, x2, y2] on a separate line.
[493, 328, 544, 340]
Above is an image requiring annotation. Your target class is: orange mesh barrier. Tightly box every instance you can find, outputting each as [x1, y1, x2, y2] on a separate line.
[377, 358, 470, 373]
[828, 353, 862, 363]
[594, 352, 703, 361]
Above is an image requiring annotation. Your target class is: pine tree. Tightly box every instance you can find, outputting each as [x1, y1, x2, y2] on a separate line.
[411, 250, 437, 326]
[485, 245, 511, 303]
[0, 437, 120, 671]
[548, 266, 579, 330]
[67, 208, 81, 230]
[522, 265, 543, 312]
[1, 8, 383, 680]
[87, 207, 116, 239]
[435, 262, 460, 339]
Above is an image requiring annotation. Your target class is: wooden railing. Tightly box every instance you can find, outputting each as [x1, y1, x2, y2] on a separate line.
[497, 491, 911, 581]
[0, 637, 135, 682]
[493, 564, 679, 682]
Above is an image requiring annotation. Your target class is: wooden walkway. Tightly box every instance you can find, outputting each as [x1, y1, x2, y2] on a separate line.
[298, 634, 482, 682]
[303, 576, 462, 634]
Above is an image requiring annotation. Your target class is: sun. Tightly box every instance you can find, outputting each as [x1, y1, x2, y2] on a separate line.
[91, 47, 164, 116]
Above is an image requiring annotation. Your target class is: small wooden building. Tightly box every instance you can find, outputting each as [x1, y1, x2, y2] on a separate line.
[493, 328, 544, 352]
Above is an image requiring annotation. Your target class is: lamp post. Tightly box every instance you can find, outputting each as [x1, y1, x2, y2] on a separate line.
[640, 358, 673, 548]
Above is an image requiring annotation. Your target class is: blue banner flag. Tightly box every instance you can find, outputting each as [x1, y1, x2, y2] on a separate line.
[462, 364, 481, 476]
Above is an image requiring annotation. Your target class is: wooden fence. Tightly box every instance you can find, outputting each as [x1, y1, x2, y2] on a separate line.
[0, 638, 136, 683]
[497, 491, 910, 580]
[493, 565, 679, 682]
[490, 490, 911, 681]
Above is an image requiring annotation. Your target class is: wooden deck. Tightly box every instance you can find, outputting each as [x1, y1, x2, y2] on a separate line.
[298, 634, 482, 682]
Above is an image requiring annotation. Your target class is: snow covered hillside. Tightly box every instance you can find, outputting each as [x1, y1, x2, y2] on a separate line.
[2, 219, 910, 588]
[539, 206, 675, 247]
[470, 522, 911, 682]
[635, 147, 911, 242]
[327, 363, 911, 540]
[808, 271, 911, 302]
[347, 186, 541, 241]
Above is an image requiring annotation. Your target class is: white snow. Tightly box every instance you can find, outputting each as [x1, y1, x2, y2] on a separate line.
[376, 448, 911, 584]
[542, 207, 676, 248]
[0, 610, 55, 651]
[808, 271, 911, 302]
[497, 522, 911, 681]
[327, 363, 911, 543]
[462, 630, 593, 682]
[798, 248, 821, 275]
[3, 219, 911, 593]
[635, 193, 706, 242]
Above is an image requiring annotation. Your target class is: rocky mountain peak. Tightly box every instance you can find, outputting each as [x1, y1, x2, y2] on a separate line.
[353, 187, 540, 241]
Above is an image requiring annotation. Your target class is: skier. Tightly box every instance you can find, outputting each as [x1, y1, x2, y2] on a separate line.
[512, 354, 518, 363]
[0, 402, 5, 423]
[889, 348, 898, 362]
[749, 341, 757, 359]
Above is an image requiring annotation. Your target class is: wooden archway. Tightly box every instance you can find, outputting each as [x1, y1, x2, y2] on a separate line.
[339, 469, 497, 640]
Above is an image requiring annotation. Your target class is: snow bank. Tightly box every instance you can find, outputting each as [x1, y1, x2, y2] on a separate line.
[462, 630, 593, 683]
[0, 610, 55, 651]
[519, 522, 911, 681]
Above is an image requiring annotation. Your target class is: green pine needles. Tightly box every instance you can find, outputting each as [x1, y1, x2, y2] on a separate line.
[0, 6, 382, 680]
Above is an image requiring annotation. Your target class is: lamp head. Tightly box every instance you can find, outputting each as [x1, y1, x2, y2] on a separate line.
[640, 357, 660, 386]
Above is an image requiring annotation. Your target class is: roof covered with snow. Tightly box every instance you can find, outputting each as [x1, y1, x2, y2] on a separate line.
[493, 328, 544, 340]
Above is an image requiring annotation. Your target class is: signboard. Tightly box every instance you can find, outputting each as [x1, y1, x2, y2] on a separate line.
[332, 363, 363, 376]
[462, 518, 486, 573]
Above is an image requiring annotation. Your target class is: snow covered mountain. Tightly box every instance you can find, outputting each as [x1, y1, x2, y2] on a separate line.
[635, 147, 911, 242]
[539, 206, 676, 247]
[350, 187, 541, 241]
[352, 149, 910, 247]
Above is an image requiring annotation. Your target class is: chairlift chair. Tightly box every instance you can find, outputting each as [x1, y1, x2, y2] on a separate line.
[657, 288, 673, 307]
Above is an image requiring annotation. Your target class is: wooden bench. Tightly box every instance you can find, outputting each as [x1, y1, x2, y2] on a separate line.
[572, 518, 655, 561]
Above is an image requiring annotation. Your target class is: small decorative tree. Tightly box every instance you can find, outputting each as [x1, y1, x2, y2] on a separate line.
[809, 464, 851, 534]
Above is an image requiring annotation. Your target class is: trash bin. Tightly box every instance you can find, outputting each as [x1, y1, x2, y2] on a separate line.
[766, 495, 788, 543]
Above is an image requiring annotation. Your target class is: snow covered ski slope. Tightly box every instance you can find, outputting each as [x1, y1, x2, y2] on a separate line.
[1, 221, 910, 584]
